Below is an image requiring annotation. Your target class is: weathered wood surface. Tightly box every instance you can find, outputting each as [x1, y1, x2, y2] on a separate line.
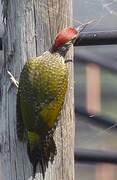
[0, 1, 4, 37]
[0, 0, 74, 180]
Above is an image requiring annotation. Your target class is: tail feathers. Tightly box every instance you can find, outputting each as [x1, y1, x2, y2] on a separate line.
[27, 134, 57, 179]
[32, 158, 46, 179]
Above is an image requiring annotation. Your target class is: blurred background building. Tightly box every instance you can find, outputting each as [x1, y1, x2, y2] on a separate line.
[73, 0, 117, 180]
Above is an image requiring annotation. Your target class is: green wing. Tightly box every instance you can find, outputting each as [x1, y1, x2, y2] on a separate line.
[17, 51, 68, 136]
[17, 51, 68, 177]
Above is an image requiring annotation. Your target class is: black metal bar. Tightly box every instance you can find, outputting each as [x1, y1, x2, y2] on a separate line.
[75, 106, 117, 130]
[1, 31, 117, 49]
[75, 149, 117, 164]
[0, 38, 2, 50]
[75, 31, 117, 46]
[74, 52, 117, 73]
[1, 31, 117, 48]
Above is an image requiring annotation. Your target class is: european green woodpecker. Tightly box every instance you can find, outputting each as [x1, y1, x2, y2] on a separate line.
[17, 24, 86, 178]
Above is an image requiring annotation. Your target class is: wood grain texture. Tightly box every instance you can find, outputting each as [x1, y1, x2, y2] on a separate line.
[0, 0, 74, 179]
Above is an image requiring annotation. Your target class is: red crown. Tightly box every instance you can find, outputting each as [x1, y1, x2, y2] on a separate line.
[53, 27, 78, 49]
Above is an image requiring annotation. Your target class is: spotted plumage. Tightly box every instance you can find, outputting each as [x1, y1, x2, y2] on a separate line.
[17, 27, 79, 178]
[17, 51, 68, 177]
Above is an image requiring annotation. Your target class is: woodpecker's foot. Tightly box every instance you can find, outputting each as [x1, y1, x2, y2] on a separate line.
[65, 59, 73, 63]
[7, 70, 19, 88]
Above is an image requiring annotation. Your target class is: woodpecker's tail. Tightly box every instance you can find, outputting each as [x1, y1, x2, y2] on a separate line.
[27, 131, 57, 179]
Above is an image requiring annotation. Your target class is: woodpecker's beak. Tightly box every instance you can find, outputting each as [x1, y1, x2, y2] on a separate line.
[71, 19, 95, 45]
[76, 19, 96, 32]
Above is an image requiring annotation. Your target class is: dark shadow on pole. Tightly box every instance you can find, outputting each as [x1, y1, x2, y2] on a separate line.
[0, 38, 2, 50]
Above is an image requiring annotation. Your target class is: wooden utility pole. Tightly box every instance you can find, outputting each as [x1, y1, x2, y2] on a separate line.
[0, 0, 74, 180]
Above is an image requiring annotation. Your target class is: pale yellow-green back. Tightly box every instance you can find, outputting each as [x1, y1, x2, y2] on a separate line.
[18, 51, 68, 135]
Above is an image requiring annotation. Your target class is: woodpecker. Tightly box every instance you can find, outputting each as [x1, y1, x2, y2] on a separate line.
[17, 22, 92, 178]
